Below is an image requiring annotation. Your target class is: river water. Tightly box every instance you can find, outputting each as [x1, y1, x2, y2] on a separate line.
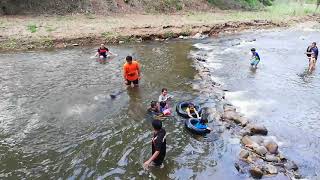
[193, 26, 320, 179]
[0, 27, 319, 180]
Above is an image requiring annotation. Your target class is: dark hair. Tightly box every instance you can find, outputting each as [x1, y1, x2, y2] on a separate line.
[161, 88, 168, 93]
[159, 101, 166, 108]
[150, 101, 157, 108]
[152, 120, 162, 130]
[312, 42, 317, 45]
[251, 48, 256, 52]
[126, 56, 133, 61]
[188, 103, 194, 107]
[199, 118, 208, 125]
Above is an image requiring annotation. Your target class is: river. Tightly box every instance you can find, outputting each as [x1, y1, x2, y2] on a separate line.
[0, 26, 319, 179]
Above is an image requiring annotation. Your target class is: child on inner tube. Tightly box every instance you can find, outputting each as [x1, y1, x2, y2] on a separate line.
[186, 103, 200, 119]
[159, 101, 171, 116]
[195, 118, 212, 131]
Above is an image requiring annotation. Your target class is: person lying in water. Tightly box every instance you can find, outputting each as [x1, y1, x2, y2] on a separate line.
[159, 101, 171, 116]
[186, 103, 200, 119]
[195, 118, 212, 131]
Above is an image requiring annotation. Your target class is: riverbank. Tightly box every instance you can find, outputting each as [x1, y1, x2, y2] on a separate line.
[0, 5, 319, 51]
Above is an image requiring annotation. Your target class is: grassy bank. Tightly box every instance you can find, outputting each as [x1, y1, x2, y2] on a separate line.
[0, 2, 319, 51]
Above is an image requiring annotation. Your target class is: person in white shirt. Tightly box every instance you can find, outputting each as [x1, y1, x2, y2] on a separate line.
[158, 88, 173, 103]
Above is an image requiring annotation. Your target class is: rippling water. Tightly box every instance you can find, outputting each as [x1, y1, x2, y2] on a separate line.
[193, 27, 320, 179]
[0, 41, 243, 179]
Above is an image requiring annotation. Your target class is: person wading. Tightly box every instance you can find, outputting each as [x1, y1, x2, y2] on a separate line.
[123, 56, 141, 87]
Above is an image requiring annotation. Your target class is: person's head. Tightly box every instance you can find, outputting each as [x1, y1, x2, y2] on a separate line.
[126, 56, 133, 64]
[150, 101, 157, 109]
[188, 103, 195, 109]
[152, 120, 162, 131]
[100, 44, 105, 49]
[161, 88, 168, 96]
[312, 42, 317, 48]
[159, 101, 167, 108]
[251, 48, 256, 54]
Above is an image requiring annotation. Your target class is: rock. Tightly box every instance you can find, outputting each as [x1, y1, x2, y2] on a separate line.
[72, 43, 79, 46]
[241, 136, 259, 148]
[264, 140, 278, 154]
[239, 149, 250, 159]
[178, 35, 184, 39]
[246, 123, 268, 135]
[250, 136, 264, 145]
[155, 38, 160, 41]
[263, 164, 278, 174]
[119, 41, 124, 44]
[265, 154, 279, 162]
[192, 33, 208, 40]
[253, 146, 268, 156]
[223, 104, 236, 112]
[284, 161, 298, 171]
[239, 129, 251, 136]
[234, 116, 249, 127]
[249, 167, 263, 179]
[196, 57, 206, 62]
[222, 111, 241, 120]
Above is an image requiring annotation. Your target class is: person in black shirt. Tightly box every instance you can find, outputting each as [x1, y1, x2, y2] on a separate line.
[94, 44, 115, 59]
[143, 120, 166, 169]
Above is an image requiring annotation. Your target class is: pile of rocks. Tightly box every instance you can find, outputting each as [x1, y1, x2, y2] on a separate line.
[191, 53, 302, 179]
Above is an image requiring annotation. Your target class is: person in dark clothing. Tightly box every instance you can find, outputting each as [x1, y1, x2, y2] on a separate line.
[143, 120, 166, 169]
[94, 44, 115, 59]
[306, 42, 318, 60]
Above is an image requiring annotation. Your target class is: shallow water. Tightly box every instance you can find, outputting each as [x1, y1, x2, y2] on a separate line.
[0, 41, 244, 179]
[193, 27, 320, 179]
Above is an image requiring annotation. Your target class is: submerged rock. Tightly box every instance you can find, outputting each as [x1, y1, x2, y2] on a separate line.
[249, 167, 264, 179]
[284, 161, 298, 171]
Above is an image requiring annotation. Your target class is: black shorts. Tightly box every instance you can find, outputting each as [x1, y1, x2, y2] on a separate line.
[126, 79, 139, 85]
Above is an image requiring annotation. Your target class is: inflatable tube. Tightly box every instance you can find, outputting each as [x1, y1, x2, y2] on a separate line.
[176, 102, 202, 118]
[185, 118, 210, 135]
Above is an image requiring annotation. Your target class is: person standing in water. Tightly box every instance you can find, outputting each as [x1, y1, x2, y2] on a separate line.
[144, 120, 166, 169]
[306, 42, 318, 61]
[250, 48, 261, 68]
[123, 56, 141, 87]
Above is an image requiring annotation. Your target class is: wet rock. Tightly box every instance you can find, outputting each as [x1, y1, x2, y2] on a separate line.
[246, 123, 268, 135]
[264, 140, 278, 154]
[284, 161, 298, 171]
[234, 116, 249, 127]
[249, 167, 263, 179]
[253, 146, 268, 156]
[178, 35, 184, 39]
[196, 57, 206, 62]
[265, 154, 280, 162]
[222, 111, 241, 120]
[223, 104, 236, 112]
[192, 33, 208, 39]
[250, 136, 264, 145]
[263, 164, 278, 174]
[72, 43, 79, 46]
[239, 149, 250, 159]
[241, 136, 259, 148]
[239, 129, 251, 136]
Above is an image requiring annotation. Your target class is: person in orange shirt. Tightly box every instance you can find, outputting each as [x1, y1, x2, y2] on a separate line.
[123, 56, 141, 87]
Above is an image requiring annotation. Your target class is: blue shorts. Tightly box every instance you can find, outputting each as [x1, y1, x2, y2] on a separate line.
[250, 59, 260, 66]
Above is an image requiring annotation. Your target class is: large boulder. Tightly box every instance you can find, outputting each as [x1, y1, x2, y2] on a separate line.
[264, 140, 278, 154]
[253, 146, 268, 156]
[241, 136, 259, 148]
[249, 167, 264, 179]
[246, 123, 268, 135]
[263, 164, 278, 174]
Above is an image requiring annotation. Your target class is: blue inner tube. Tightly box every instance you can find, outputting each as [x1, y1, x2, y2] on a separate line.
[176, 102, 202, 118]
[185, 118, 210, 135]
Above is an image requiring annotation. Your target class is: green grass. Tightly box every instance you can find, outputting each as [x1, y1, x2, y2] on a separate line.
[45, 25, 57, 32]
[27, 24, 37, 33]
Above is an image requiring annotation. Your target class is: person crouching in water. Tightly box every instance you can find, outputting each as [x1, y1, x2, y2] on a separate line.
[94, 44, 114, 62]
[250, 48, 261, 68]
[144, 120, 166, 169]
[159, 101, 171, 116]
[195, 118, 212, 131]
[186, 103, 200, 119]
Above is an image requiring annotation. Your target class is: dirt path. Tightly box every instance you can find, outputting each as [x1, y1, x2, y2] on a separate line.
[0, 12, 319, 50]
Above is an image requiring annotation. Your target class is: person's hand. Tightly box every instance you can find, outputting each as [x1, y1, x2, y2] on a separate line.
[143, 160, 151, 170]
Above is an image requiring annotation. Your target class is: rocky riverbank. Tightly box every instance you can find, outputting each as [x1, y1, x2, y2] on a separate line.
[0, 13, 319, 51]
[191, 50, 303, 179]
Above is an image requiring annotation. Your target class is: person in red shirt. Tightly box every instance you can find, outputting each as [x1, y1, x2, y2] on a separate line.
[94, 44, 115, 60]
[123, 56, 141, 87]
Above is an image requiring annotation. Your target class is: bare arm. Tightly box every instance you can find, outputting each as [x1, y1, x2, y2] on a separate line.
[143, 151, 160, 168]
[186, 109, 193, 118]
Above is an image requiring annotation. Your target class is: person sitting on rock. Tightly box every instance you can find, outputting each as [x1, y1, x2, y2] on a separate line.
[159, 101, 171, 116]
[186, 103, 200, 119]
[195, 118, 212, 131]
